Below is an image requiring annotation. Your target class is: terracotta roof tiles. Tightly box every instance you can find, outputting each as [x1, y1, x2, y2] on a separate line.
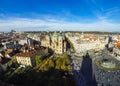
[15, 46, 44, 57]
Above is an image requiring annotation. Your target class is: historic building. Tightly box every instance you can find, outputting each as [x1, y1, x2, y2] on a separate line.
[66, 32, 108, 54]
[41, 32, 67, 54]
[15, 45, 45, 67]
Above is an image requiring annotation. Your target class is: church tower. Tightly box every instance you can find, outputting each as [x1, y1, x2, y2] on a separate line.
[81, 32, 84, 38]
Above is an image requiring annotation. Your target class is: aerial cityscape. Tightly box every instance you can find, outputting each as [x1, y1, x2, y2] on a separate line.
[0, 0, 120, 86]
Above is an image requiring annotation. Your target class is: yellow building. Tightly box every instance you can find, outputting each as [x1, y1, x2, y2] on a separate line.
[15, 46, 45, 67]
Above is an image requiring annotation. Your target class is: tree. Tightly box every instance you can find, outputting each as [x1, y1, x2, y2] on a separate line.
[48, 59, 55, 68]
[36, 55, 42, 66]
[55, 58, 62, 70]
[63, 53, 68, 59]
[67, 65, 72, 73]
[63, 54, 70, 65]
[45, 47, 49, 54]
[61, 64, 66, 71]
[66, 37, 75, 50]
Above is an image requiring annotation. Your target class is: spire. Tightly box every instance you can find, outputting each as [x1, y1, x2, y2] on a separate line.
[81, 32, 84, 38]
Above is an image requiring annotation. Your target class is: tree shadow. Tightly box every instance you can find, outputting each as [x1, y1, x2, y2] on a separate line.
[1, 69, 76, 86]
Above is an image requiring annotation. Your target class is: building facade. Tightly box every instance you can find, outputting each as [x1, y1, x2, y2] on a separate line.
[113, 42, 120, 60]
[41, 32, 67, 54]
[66, 32, 108, 53]
[15, 46, 45, 67]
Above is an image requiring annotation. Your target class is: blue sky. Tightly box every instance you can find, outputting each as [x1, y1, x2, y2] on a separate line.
[0, 0, 120, 32]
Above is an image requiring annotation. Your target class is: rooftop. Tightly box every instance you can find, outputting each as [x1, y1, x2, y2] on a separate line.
[117, 42, 120, 48]
[15, 46, 44, 57]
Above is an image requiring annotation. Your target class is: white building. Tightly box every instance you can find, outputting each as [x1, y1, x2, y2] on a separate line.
[66, 32, 108, 53]
[19, 39, 28, 45]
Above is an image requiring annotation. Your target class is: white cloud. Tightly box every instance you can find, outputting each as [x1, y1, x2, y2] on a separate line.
[0, 18, 120, 32]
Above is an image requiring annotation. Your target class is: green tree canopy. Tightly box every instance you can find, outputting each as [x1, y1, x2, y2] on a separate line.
[36, 55, 42, 66]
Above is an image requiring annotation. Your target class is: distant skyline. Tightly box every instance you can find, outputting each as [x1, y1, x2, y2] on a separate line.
[0, 0, 120, 32]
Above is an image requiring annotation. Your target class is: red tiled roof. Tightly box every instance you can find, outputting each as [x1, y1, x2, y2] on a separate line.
[117, 42, 120, 48]
[15, 46, 44, 57]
